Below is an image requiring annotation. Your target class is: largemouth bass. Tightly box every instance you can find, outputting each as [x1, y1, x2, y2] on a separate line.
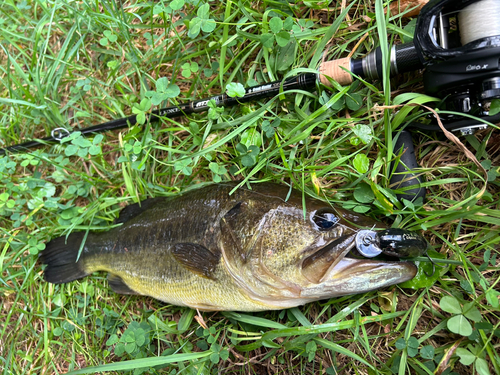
[40, 182, 419, 311]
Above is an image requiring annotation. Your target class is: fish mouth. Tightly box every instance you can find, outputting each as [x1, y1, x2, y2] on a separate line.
[301, 232, 417, 297]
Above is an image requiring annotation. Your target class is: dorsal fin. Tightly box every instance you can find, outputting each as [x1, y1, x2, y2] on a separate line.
[115, 197, 164, 224]
[172, 243, 220, 280]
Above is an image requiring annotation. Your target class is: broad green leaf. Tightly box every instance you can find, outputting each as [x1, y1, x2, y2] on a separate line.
[88, 145, 101, 155]
[138, 98, 151, 111]
[202, 19, 216, 33]
[210, 352, 219, 363]
[65, 144, 78, 156]
[235, 143, 247, 153]
[197, 3, 210, 18]
[177, 309, 195, 332]
[189, 62, 199, 72]
[135, 112, 145, 125]
[395, 338, 406, 350]
[106, 334, 119, 346]
[399, 248, 445, 289]
[125, 342, 135, 354]
[93, 134, 104, 144]
[476, 358, 492, 375]
[352, 124, 372, 144]
[73, 137, 92, 148]
[269, 17, 283, 34]
[170, 0, 184, 10]
[52, 293, 66, 307]
[283, 17, 293, 31]
[440, 296, 462, 314]
[455, 348, 476, 366]
[463, 302, 482, 322]
[407, 346, 418, 358]
[447, 315, 473, 336]
[346, 93, 363, 111]
[486, 289, 500, 308]
[276, 38, 296, 72]
[489, 99, 500, 116]
[226, 82, 245, 98]
[240, 128, 261, 148]
[241, 155, 255, 167]
[220, 349, 229, 361]
[353, 154, 369, 174]
[260, 33, 274, 48]
[420, 345, 435, 360]
[156, 77, 169, 92]
[188, 17, 202, 38]
[247, 145, 259, 157]
[353, 183, 374, 203]
[402, 18, 417, 43]
[164, 84, 180, 98]
[407, 337, 419, 349]
[275, 31, 290, 47]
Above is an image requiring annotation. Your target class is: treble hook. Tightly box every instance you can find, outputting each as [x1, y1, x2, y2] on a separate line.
[423, 251, 442, 277]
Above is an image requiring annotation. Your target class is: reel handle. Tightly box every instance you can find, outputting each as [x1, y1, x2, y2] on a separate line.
[390, 130, 426, 202]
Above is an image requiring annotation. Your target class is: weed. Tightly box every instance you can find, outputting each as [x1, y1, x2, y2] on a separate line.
[0, 0, 499, 374]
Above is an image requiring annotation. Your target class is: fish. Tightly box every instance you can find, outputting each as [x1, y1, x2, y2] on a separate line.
[40, 182, 419, 311]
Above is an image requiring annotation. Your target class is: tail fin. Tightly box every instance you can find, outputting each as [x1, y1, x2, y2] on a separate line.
[39, 232, 90, 284]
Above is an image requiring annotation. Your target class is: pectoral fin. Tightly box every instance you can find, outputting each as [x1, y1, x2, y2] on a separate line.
[172, 243, 220, 280]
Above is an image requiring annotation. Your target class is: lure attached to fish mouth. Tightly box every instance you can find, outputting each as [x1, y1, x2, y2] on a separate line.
[40, 183, 427, 311]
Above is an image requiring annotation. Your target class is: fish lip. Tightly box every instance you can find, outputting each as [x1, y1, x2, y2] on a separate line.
[314, 230, 418, 284]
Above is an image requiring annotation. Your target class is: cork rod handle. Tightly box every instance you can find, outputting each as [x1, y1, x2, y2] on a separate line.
[318, 57, 353, 86]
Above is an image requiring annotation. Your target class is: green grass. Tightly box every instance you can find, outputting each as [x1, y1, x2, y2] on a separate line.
[1, 0, 499, 374]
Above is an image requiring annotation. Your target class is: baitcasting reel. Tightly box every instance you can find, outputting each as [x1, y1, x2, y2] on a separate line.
[417, 0, 500, 132]
[321, 0, 500, 200]
[326, 0, 500, 133]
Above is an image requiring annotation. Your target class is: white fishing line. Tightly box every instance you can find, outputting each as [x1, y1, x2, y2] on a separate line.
[459, 0, 500, 45]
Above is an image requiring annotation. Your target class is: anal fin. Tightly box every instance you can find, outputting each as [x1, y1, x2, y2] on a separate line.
[108, 274, 139, 295]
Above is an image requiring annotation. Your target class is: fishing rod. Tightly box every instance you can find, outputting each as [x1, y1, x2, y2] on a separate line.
[0, 73, 318, 154]
[2, 0, 499, 200]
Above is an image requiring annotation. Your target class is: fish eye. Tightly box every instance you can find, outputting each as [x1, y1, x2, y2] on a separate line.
[312, 208, 339, 231]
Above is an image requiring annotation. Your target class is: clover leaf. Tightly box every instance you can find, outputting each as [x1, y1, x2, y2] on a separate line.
[132, 98, 152, 124]
[188, 3, 216, 38]
[174, 157, 193, 176]
[395, 337, 419, 357]
[237, 143, 259, 167]
[99, 30, 117, 46]
[440, 296, 482, 337]
[261, 16, 293, 48]
[181, 62, 199, 78]
[145, 77, 180, 106]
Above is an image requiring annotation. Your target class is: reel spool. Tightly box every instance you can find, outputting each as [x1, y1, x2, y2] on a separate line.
[418, 0, 500, 131]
